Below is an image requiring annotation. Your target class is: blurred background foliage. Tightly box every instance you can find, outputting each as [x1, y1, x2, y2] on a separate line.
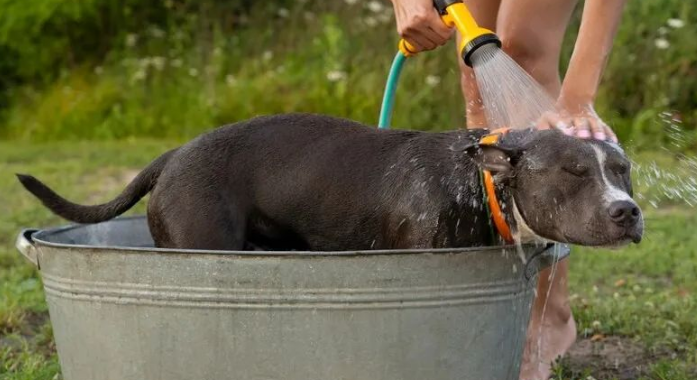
[0, 0, 694, 150]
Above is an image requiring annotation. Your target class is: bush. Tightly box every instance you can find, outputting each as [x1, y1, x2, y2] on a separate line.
[0, 0, 694, 150]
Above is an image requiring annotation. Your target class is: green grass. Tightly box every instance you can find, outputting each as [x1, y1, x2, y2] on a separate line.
[0, 139, 696, 379]
[0, 140, 175, 380]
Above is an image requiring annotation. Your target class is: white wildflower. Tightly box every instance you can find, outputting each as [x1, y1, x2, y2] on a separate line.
[425, 75, 441, 87]
[277, 8, 289, 18]
[364, 17, 377, 27]
[667, 18, 685, 29]
[188, 68, 199, 77]
[344, 0, 358, 5]
[326, 70, 347, 82]
[139, 57, 151, 68]
[377, 12, 393, 24]
[262, 50, 273, 61]
[132, 69, 146, 82]
[654, 38, 670, 49]
[591, 320, 601, 329]
[150, 27, 165, 38]
[657, 26, 669, 35]
[366, 1, 384, 13]
[225, 74, 237, 86]
[151, 56, 166, 71]
[126, 34, 138, 48]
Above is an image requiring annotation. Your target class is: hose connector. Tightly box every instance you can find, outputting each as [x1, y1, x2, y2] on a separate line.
[398, 39, 418, 57]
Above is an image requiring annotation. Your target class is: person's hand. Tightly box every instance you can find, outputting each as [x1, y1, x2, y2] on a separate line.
[391, 0, 453, 52]
[535, 103, 618, 143]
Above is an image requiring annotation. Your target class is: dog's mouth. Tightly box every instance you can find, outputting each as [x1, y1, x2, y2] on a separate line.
[560, 228, 642, 248]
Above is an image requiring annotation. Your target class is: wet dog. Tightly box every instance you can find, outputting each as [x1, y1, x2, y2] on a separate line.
[18, 113, 643, 250]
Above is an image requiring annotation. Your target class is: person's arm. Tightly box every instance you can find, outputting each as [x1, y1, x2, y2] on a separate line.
[390, 0, 453, 52]
[556, 0, 627, 141]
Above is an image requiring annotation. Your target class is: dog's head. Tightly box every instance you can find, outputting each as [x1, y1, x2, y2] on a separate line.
[468, 129, 643, 247]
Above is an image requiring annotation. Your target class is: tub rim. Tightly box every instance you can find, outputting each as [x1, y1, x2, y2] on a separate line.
[22, 216, 564, 258]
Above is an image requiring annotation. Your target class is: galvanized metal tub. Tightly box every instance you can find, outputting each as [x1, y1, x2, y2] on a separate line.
[16, 216, 568, 380]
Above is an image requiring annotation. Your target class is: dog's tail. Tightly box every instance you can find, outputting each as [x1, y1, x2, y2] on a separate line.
[16, 148, 178, 224]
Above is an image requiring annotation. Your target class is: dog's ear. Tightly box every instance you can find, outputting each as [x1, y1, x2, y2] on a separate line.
[465, 144, 522, 174]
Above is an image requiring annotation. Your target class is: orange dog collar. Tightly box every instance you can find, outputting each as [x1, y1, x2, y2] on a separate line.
[479, 128, 514, 244]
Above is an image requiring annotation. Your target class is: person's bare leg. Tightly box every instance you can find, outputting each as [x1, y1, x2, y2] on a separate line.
[496, 1, 579, 378]
[497, 0, 578, 96]
[459, 0, 501, 129]
[521, 260, 575, 380]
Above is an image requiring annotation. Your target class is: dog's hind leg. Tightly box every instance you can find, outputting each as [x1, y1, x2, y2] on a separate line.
[163, 208, 247, 250]
[148, 189, 248, 250]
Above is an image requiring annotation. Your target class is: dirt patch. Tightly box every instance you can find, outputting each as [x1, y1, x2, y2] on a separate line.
[558, 336, 670, 379]
[0, 310, 53, 354]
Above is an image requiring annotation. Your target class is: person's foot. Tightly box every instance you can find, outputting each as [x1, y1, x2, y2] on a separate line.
[519, 312, 577, 380]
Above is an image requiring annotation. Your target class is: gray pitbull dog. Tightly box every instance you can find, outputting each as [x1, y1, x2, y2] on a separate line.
[17, 113, 643, 250]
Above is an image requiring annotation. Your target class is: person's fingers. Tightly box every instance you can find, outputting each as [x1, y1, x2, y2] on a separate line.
[419, 27, 445, 49]
[559, 117, 574, 136]
[402, 33, 430, 52]
[546, 112, 566, 130]
[601, 122, 619, 143]
[427, 26, 450, 46]
[429, 9, 453, 42]
[402, 26, 437, 51]
[535, 118, 549, 130]
[400, 6, 454, 51]
[574, 117, 591, 139]
[588, 118, 606, 141]
[398, 9, 444, 51]
[535, 113, 553, 130]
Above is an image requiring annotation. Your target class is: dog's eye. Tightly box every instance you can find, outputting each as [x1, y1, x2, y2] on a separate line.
[611, 162, 630, 175]
[562, 164, 589, 177]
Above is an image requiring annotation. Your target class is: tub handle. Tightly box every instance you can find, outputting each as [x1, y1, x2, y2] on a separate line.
[16, 229, 40, 269]
[524, 243, 570, 281]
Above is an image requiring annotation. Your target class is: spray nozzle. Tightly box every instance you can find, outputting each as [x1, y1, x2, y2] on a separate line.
[398, 0, 502, 67]
[463, 33, 502, 66]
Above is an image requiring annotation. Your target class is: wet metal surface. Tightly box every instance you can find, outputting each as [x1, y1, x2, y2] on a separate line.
[17, 216, 567, 380]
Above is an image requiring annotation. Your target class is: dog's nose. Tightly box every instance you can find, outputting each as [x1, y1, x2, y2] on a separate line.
[608, 200, 641, 226]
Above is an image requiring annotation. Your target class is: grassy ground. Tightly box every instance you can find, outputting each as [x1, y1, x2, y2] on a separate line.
[0, 139, 695, 380]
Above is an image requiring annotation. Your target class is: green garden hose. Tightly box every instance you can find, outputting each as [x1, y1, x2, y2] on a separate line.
[378, 52, 407, 129]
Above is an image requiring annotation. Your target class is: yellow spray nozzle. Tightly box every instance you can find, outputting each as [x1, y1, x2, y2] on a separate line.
[398, 0, 501, 66]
